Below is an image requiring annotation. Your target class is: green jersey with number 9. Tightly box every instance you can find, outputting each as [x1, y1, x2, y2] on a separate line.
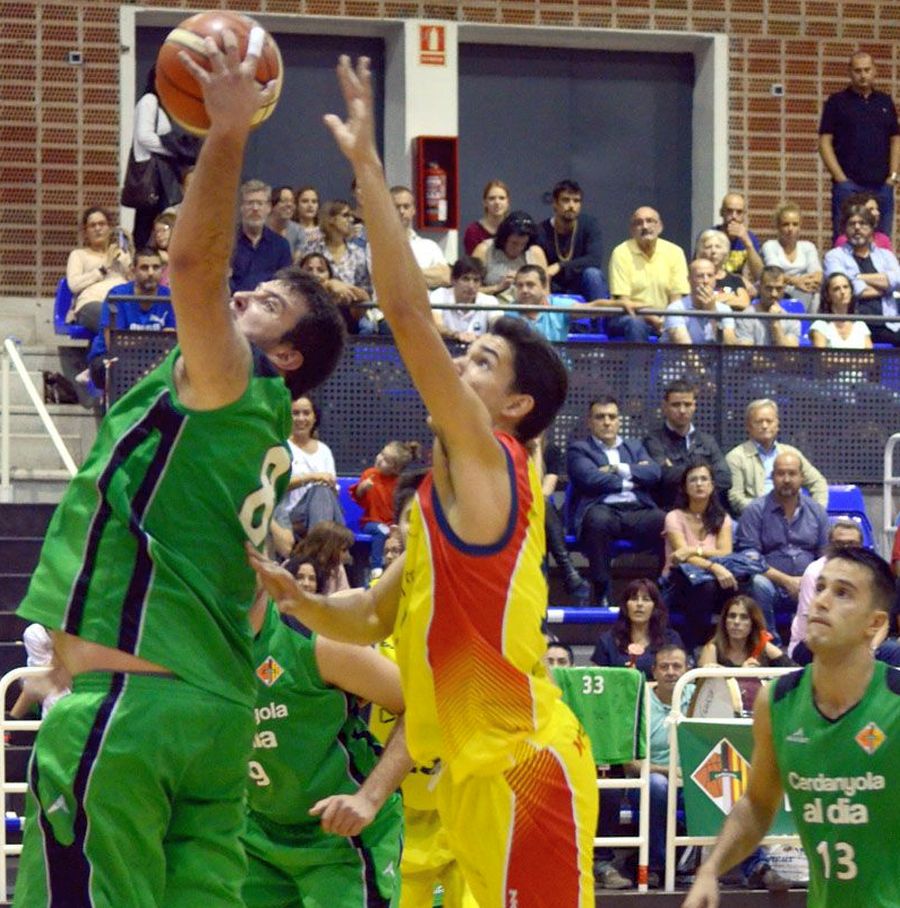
[17, 347, 292, 708]
[770, 662, 900, 907]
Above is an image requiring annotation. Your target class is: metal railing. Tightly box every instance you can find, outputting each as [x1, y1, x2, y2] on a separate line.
[882, 433, 900, 555]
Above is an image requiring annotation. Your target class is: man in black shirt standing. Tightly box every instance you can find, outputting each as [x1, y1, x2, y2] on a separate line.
[819, 51, 900, 240]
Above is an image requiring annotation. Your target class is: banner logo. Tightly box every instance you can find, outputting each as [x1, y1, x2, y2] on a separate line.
[256, 656, 283, 687]
[691, 737, 750, 814]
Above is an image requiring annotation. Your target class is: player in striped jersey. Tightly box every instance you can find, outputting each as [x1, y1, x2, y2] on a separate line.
[249, 56, 597, 908]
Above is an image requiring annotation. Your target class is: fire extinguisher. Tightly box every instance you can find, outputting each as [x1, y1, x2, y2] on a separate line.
[424, 161, 448, 227]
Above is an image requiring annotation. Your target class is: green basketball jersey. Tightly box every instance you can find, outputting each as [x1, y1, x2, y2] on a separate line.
[770, 662, 900, 908]
[17, 348, 292, 708]
[247, 601, 394, 828]
[552, 666, 646, 764]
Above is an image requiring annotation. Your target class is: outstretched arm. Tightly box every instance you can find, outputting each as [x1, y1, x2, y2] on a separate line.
[167, 28, 278, 409]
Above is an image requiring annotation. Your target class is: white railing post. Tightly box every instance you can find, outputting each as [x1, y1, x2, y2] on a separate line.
[1, 344, 11, 502]
[882, 434, 900, 557]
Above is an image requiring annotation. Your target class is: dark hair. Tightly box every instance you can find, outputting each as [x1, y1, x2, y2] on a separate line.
[319, 199, 352, 234]
[826, 519, 864, 546]
[299, 252, 335, 281]
[393, 467, 429, 523]
[589, 395, 619, 412]
[291, 395, 321, 438]
[760, 265, 785, 282]
[515, 263, 548, 287]
[81, 206, 109, 229]
[283, 555, 323, 592]
[841, 203, 877, 232]
[611, 578, 670, 652]
[270, 185, 294, 207]
[487, 316, 568, 442]
[291, 520, 354, 576]
[820, 272, 858, 315]
[134, 246, 161, 261]
[389, 185, 413, 197]
[272, 265, 346, 398]
[143, 65, 158, 97]
[552, 179, 582, 200]
[673, 458, 727, 536]
[451, 256, 487, 282]
[712, 594, 766, 657]
[494, 211, 538, 253]
[546, 640, 575, 663]
[839, 191, 879, 222]
[654, 642, 689, 665]
[825, 547, 896, 614]
[664, 379, 696, 400]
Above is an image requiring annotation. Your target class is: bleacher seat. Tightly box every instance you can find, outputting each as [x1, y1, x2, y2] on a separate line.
[53, 277, 93, 341]
[562, 483, 635, 557]
[826, 483, 874, 547]
[780, 297, 809, 342]
[336, 477, 373, 544]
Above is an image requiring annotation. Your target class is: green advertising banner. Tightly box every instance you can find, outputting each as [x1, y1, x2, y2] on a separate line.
[677, 721, 797, 836]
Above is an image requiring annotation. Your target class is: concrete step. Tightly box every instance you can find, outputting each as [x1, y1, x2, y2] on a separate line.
[0, 575, 31, 611]
[5, 433, 85, 471]
[1, 479, 72, 504]
[0, 503, 55, 537]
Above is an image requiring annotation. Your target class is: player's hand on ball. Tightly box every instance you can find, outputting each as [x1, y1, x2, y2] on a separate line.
[245, 542, 309, 614]
[309, 792, 377, 836]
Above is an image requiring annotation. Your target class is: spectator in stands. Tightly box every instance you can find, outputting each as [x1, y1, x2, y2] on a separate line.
[725, 398, 829, 514]
[389, 185, 451, 288]
[542, 437, 592, 603]
[662, 258, 738, 345]
[351, 440, 422, 576]
[698, 594, 793, 667]
[430, 256, 501, 343]
[823, 203, 900, 345]
[788, 520, 864, 662]
[289, 520, 355, 595]
[298, 251, 334, 285]
[266, 185, 305, 261]
[710, 192, 764, 282]
[149, 212, 175, 287]
[290, 557, 322, 594]
[567, 396, 664, 605]
[734, 452, 831, 641]
[271, 395, 343, 557]
[607, 206, 690, 341]
[229, 179, 292, 293]
[833, 191, 892, 249]
[760, 203, 823, 310]
[473, 210, 548, 302]
[591, 578, 683, 679]
[819, 51, 899, 240]
[809, 272, 872, 349]
[86, 248, 173, 389]
[644, 379, 731, 511]
[544, 639, 575, 670]
[662, 459, 737, 653]
[66, 206, 133, 333]
[695, 229, 751, 312]
[294, 185, 321, 244]
[509, 264, 584, 341]
[734, 266, 801, 347]
[463, 179, 511, 254]
[536, 179, 609, 301]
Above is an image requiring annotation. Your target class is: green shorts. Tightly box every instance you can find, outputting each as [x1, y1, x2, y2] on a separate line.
[13, 672, 254, 908]
[242, 792, 404, 908]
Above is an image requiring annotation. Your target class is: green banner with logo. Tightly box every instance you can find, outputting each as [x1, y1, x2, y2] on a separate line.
[677, 721, 797, 836]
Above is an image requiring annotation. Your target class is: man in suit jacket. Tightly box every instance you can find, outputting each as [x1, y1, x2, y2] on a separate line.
[567, 396, 664, 604]
[725, 398, 828, 515]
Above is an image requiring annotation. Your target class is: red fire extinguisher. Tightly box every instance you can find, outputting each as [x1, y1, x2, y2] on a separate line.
[424, 161, 448, 227]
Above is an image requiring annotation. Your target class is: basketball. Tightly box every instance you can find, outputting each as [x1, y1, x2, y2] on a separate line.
[155, 11, 282, 137]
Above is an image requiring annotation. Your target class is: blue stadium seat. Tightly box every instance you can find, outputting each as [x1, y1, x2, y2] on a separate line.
[545, 606, 619, 625]
[53, 277, 93, 341]
[780, 297, 809, 342]
[336, 476, 373, 544]
[826, 484, 874, 547]
[565, 333, 609, 343]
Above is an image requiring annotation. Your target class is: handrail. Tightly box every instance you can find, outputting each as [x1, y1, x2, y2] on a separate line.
[664, 665, 800, 892]
[882, 433, 900, 556]
[1, 337, 78, 502]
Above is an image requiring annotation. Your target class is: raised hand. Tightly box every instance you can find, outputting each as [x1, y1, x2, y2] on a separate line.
[323, 55, 379, 166]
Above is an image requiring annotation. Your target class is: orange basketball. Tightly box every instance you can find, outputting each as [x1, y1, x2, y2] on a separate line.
[155, 11, 282, 137]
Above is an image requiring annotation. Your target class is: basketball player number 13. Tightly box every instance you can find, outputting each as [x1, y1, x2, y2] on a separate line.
[240, 446, 292, 547]
[815, 841, 857, 880]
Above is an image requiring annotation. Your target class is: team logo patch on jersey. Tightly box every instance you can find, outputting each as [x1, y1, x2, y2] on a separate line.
[691, 738, 751, 814]
[855, 721, 885, 755]
[256, 656, 283, 687]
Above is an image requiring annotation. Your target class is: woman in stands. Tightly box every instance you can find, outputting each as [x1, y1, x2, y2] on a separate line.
[809, 272, 872, 349]
[294, 185, 321, 243]
[662, 459, 738, 654]
[271, 396, 343, 558]
[698, 595, 792, 668]
[472, 210, 548, 302]
[150, 211, 175, 287]
[289, 521, 355, 595]
[65, 207, 133, 333]
[760, 202, 822, 310]
[462, 179, 511, 255]
[590, 578, 683, 680]
[695, 229, 750, 311]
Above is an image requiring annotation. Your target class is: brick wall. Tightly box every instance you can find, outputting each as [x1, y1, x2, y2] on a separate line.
[2, 0, 897, 297]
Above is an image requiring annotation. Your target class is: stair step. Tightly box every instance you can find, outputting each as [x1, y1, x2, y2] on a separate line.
[0, 612, 28, 644]
[0, 575, 31, 611]
[0, 504, 55, 536]
[0, 540, 45, 574]
[4, 433, 84, 471]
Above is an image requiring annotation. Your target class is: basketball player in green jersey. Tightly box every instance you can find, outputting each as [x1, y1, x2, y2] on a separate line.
[12, 30, 344, 908]
[683, 547, 899, 908]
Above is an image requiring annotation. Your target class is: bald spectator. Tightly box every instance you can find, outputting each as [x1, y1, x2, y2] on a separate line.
[819, 51, 900, 240]
[229, 179, 292, 293]
[734, 266, 801, 347]
[662, 259, 738, 345]
[606, 206, 690, 342]
[734, 452, 831, 641]
[725, 399, 828, 515]
[389, 186, 451, 288]
[710, 192, 764, 282]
